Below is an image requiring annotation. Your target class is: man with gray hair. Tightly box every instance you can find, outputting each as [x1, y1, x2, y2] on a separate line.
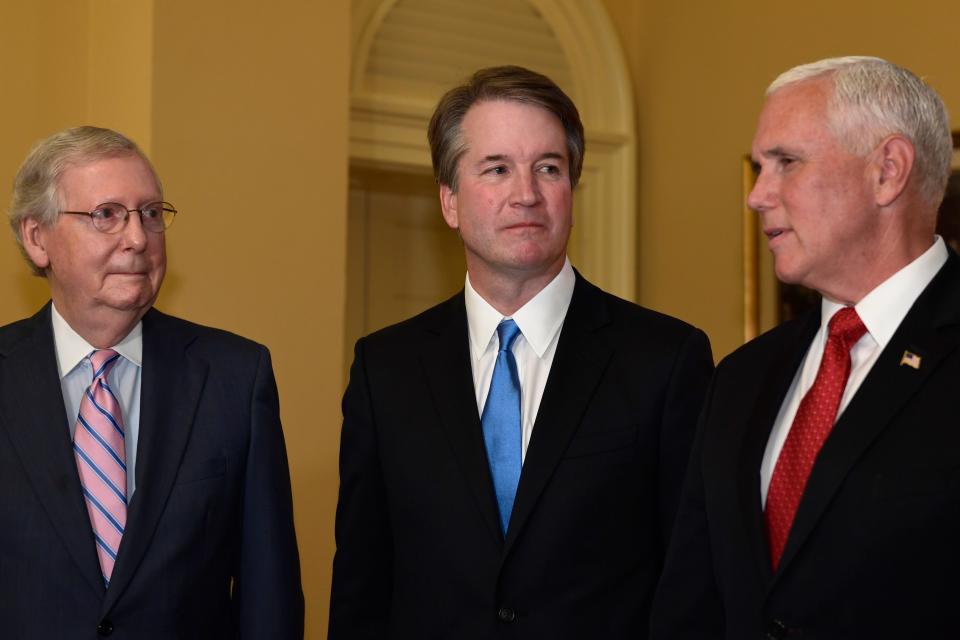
[651, 56, 957, 638]
[0, 126, 303, 638]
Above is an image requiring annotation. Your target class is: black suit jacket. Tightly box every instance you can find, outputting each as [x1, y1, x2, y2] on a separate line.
[329, 273, 713, 639]
[652, 254, 960, 639]
[0, 304, 303, 639]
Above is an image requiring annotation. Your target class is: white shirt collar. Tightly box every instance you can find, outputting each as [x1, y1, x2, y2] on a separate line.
[51, 303, 144, 379]
[821, 236, 948, 349]
[464, 258, 576, 359]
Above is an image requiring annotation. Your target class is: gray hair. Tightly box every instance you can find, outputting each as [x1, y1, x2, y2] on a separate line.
[8, 125, 160, 275]
[768, 56, 952, 206]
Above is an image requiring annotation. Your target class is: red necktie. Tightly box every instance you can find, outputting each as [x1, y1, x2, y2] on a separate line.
[765, 307, 867, 570]
[73, 349, 127, 587]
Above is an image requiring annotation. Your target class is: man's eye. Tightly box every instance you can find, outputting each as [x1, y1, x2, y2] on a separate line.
[538, 165, 560, 175]
[92, 207, 117, 220]
[141, 205, 162, 219]
[486, 166, 507, 175]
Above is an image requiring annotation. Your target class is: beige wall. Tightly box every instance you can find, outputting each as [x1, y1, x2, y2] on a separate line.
[1, 2, 88, 314]
[603, 0, 960, 358]
[151, 2, 349, 637]
[2, 1, 958, 638]
[1, 1, 348, 637]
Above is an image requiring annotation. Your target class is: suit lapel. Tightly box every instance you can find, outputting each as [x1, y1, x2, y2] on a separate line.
[103, 309, 208, 611]
[777, 256, 960, 575]
[419, 295, 504, 546]
[739, 311, 820, 582]
[503, 276, 614, 555]
[0, 304, 104, 596]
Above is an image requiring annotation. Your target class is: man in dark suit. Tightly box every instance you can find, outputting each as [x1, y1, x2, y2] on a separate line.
[0, 126, 303, 638]
[651, 57, 958, 639]
[329, 66, 713, 639]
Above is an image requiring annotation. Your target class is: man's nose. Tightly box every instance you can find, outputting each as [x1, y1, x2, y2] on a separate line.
[120, 209, 148, 250]
[511, 170, 541, 206]
[746, 170, 777, 213]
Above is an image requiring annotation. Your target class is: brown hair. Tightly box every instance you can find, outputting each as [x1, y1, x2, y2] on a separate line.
[427, 65, 585, 191]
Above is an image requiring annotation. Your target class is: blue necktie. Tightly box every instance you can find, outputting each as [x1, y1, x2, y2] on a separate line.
[481, 319, 523, 534]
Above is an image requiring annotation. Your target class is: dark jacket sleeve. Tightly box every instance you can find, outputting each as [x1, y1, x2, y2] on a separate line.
[650, 369, 725, 640]
[236, 346, 305, 639]
[329, 338, 394, 639]
[657, 327, 714, 548]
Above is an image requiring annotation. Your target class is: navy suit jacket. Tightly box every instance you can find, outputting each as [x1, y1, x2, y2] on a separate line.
[0, 304, 303, 639]
[652, 254, 960, 639]
[330, 273, 713, 639]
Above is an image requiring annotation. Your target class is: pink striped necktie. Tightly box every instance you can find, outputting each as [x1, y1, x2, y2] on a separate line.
[73, 349, 127, 587]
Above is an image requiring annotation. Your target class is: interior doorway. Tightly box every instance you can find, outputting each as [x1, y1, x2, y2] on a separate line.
[344, 165, 465, 370]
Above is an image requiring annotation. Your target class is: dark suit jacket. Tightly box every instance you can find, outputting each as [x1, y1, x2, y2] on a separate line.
[651, 254, 960, 640]
[329, 273, 713, 639]
[0, 304, 303, 639]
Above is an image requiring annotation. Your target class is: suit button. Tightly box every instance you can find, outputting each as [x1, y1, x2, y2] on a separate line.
[766, 618, 787, 639]
[97, 619, 114, 636]
[497, 607, 516, 623]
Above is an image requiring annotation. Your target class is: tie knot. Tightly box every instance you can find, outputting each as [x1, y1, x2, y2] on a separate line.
[497, 319, 521, 353]
[827, 307, 867, 349]
[88, 349, 121, 380]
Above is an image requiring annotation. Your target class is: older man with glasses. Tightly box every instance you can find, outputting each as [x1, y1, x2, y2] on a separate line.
[0, 126, 303, 639]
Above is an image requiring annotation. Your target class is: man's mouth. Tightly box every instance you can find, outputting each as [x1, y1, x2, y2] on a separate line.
[504, 222, 543, 231]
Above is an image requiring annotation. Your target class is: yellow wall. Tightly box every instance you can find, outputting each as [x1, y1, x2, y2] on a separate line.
[3, 1, 959, 638]
[1, 2, 88, 313]
[0, 1, 348, 637]
[602, 0, 960, 358]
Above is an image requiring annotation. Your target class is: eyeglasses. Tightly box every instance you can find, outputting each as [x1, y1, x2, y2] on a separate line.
[60, 201, 177, 234]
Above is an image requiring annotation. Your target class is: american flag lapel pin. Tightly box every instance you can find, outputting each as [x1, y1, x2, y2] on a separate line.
[900, 350, 922, 370]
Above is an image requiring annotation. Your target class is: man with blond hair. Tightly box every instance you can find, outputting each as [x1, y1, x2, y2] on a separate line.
[0, 126, 303, 638]
[652, 57, 957, 639]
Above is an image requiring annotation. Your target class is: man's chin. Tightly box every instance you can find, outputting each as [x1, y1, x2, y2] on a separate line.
[773, 260, 806, 287]
[100, 290, 159, 315]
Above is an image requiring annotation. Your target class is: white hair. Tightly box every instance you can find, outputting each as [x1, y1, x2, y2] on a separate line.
[768, 56, 952, 206]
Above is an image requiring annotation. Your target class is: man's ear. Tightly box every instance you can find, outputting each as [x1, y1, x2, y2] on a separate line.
[873, 134, 915, 207]
[439, 183, 459, 230]
[20, 217, 50, 270]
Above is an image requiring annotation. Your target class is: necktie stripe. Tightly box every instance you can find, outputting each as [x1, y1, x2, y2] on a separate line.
[92, 532, 119, 560]
[84, 388, 125, 437]
[76, 415, 127, 470]
[74, 349, 127, 585]
[92, 353, 121, 378]
[81, 487, 126, 535]
[74, 444, 127, 504]
[99, 380, 123, 410]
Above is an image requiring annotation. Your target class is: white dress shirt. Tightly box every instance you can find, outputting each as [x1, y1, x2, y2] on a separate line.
[760, 237, 949, 506]
[52, 304, 143, 497]
[465, 258, 576, 461]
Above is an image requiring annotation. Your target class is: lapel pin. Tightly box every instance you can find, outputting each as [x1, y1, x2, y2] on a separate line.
[900, 350, 921, 370]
